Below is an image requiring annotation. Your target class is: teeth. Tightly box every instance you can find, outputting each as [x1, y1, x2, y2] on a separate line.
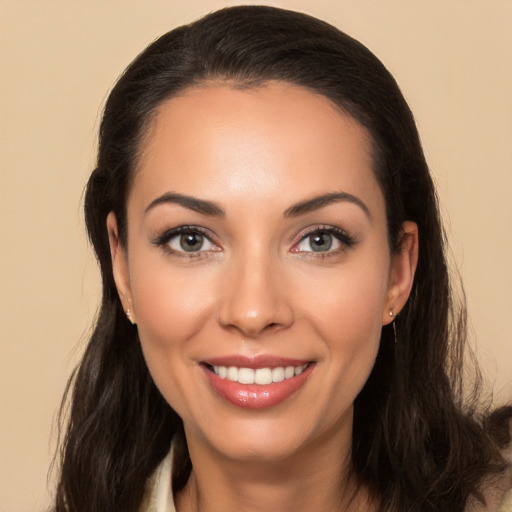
[272, 367, 285, 382]
[238, 368, 255, 384]
[284, 366, 295, 379]
[212, 364, 308, 384]
[227, 366, 238, 381]
[255, 368, 272, 385]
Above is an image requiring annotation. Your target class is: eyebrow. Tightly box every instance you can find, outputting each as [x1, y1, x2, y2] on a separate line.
[144, 192, 225, 217]
[284, 192, 371, 219]
[144, 190, 370, 220]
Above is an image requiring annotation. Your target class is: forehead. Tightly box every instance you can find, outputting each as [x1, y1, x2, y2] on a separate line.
[131, 82, 383, 217]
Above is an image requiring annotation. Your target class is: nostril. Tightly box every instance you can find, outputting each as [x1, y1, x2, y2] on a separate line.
[217, 279, 294, 336]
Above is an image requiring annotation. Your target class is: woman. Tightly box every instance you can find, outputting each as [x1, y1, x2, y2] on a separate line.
[54, 6, 511, 512]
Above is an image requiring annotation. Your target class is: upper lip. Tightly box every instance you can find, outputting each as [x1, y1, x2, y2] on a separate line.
[201, 355, 313, 369]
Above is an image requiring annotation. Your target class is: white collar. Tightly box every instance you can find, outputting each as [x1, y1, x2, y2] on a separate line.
[142, 446, 175, 512]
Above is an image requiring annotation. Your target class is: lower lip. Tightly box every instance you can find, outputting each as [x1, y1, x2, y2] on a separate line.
[202, 365, 313, 409]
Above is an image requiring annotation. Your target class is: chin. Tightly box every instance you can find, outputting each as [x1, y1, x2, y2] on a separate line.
[185, 402, 353, 466]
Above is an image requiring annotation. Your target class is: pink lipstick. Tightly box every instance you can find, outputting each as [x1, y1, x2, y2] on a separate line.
[201, 355, 314, 409]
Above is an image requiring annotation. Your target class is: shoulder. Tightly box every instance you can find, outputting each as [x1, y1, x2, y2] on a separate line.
[137, 428, 512, 512]
[497, 437, 512, 511]
[139, 447, 175, 512]
[467, 417, 512, 512]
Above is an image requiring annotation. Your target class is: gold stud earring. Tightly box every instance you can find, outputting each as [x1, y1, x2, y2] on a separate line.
[126, 308, 136, 325]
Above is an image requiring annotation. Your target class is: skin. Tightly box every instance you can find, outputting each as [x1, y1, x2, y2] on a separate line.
[108, 82, 418, 512]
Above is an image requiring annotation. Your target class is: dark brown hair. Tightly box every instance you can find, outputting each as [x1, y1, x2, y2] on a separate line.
[54, 6, 510, 512]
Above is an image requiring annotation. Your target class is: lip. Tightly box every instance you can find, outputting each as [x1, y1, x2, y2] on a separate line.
[200, 356, 314, 409]
[203, 354, 311, 369]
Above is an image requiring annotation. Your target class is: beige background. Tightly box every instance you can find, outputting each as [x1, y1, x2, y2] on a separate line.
[1, 1, 511, 510]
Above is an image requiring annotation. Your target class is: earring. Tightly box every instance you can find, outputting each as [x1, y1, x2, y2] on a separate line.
[126, 308, 136, 325]
[389, 310, 398, 343]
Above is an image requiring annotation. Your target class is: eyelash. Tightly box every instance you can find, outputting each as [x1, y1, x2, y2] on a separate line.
[152, 224, 356, 258]
[291, 225, 356, 256]
[152, 225, 219, 258]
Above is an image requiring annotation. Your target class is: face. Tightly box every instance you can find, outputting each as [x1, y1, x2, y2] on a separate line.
[108, 83, 417, 464]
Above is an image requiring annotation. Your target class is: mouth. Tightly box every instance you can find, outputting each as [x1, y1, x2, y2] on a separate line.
[204, 363, 310, 385]
[200, 357, 315, 409]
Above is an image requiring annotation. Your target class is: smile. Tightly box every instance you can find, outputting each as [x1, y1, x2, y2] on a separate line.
[210, 364, 308, 385]
[201, 358, 314, 409]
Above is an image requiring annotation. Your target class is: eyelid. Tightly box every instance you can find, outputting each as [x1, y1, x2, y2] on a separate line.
[152, 225, 221, 255]
[290, 225, 356, 253]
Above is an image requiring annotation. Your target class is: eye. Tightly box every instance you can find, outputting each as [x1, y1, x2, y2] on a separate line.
[291, 226, 354, 254]
[153, 226, 220, 255]
[296, 232, 340, 253]
[168, 231, 213, 252]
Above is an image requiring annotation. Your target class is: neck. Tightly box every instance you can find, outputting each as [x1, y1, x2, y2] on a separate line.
[176, 424, 376, 512]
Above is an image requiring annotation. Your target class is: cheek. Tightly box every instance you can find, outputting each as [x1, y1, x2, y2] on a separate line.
[306, 263, 389, 342]
[129, 267, 218, 421]
[301, 260, 389, 386]
[321, 283, 384, 410]
[131, 255, 215, 341]
[128, 255, 217, 396]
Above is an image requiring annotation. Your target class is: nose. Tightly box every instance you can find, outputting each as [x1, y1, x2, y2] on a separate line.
[217, 253, 294, 338]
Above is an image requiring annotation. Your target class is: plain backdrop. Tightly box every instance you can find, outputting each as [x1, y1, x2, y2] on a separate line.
[1, 1, 511, 510]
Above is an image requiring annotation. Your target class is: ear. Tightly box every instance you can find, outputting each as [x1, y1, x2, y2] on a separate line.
[107, 212, 135, 323]
[382, 221, 419, 325]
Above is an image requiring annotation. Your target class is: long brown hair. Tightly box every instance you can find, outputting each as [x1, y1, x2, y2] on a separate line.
[54, 6, 510, 511]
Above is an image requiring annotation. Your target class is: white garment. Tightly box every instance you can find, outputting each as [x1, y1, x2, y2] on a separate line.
[140, 448, 175, 512]
[140, 446, 512, 512]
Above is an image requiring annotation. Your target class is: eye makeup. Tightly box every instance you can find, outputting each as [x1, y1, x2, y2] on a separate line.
[151, 221, 357, 262]
[151, 225, 221, 258]
[290, 225, 357, 256]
